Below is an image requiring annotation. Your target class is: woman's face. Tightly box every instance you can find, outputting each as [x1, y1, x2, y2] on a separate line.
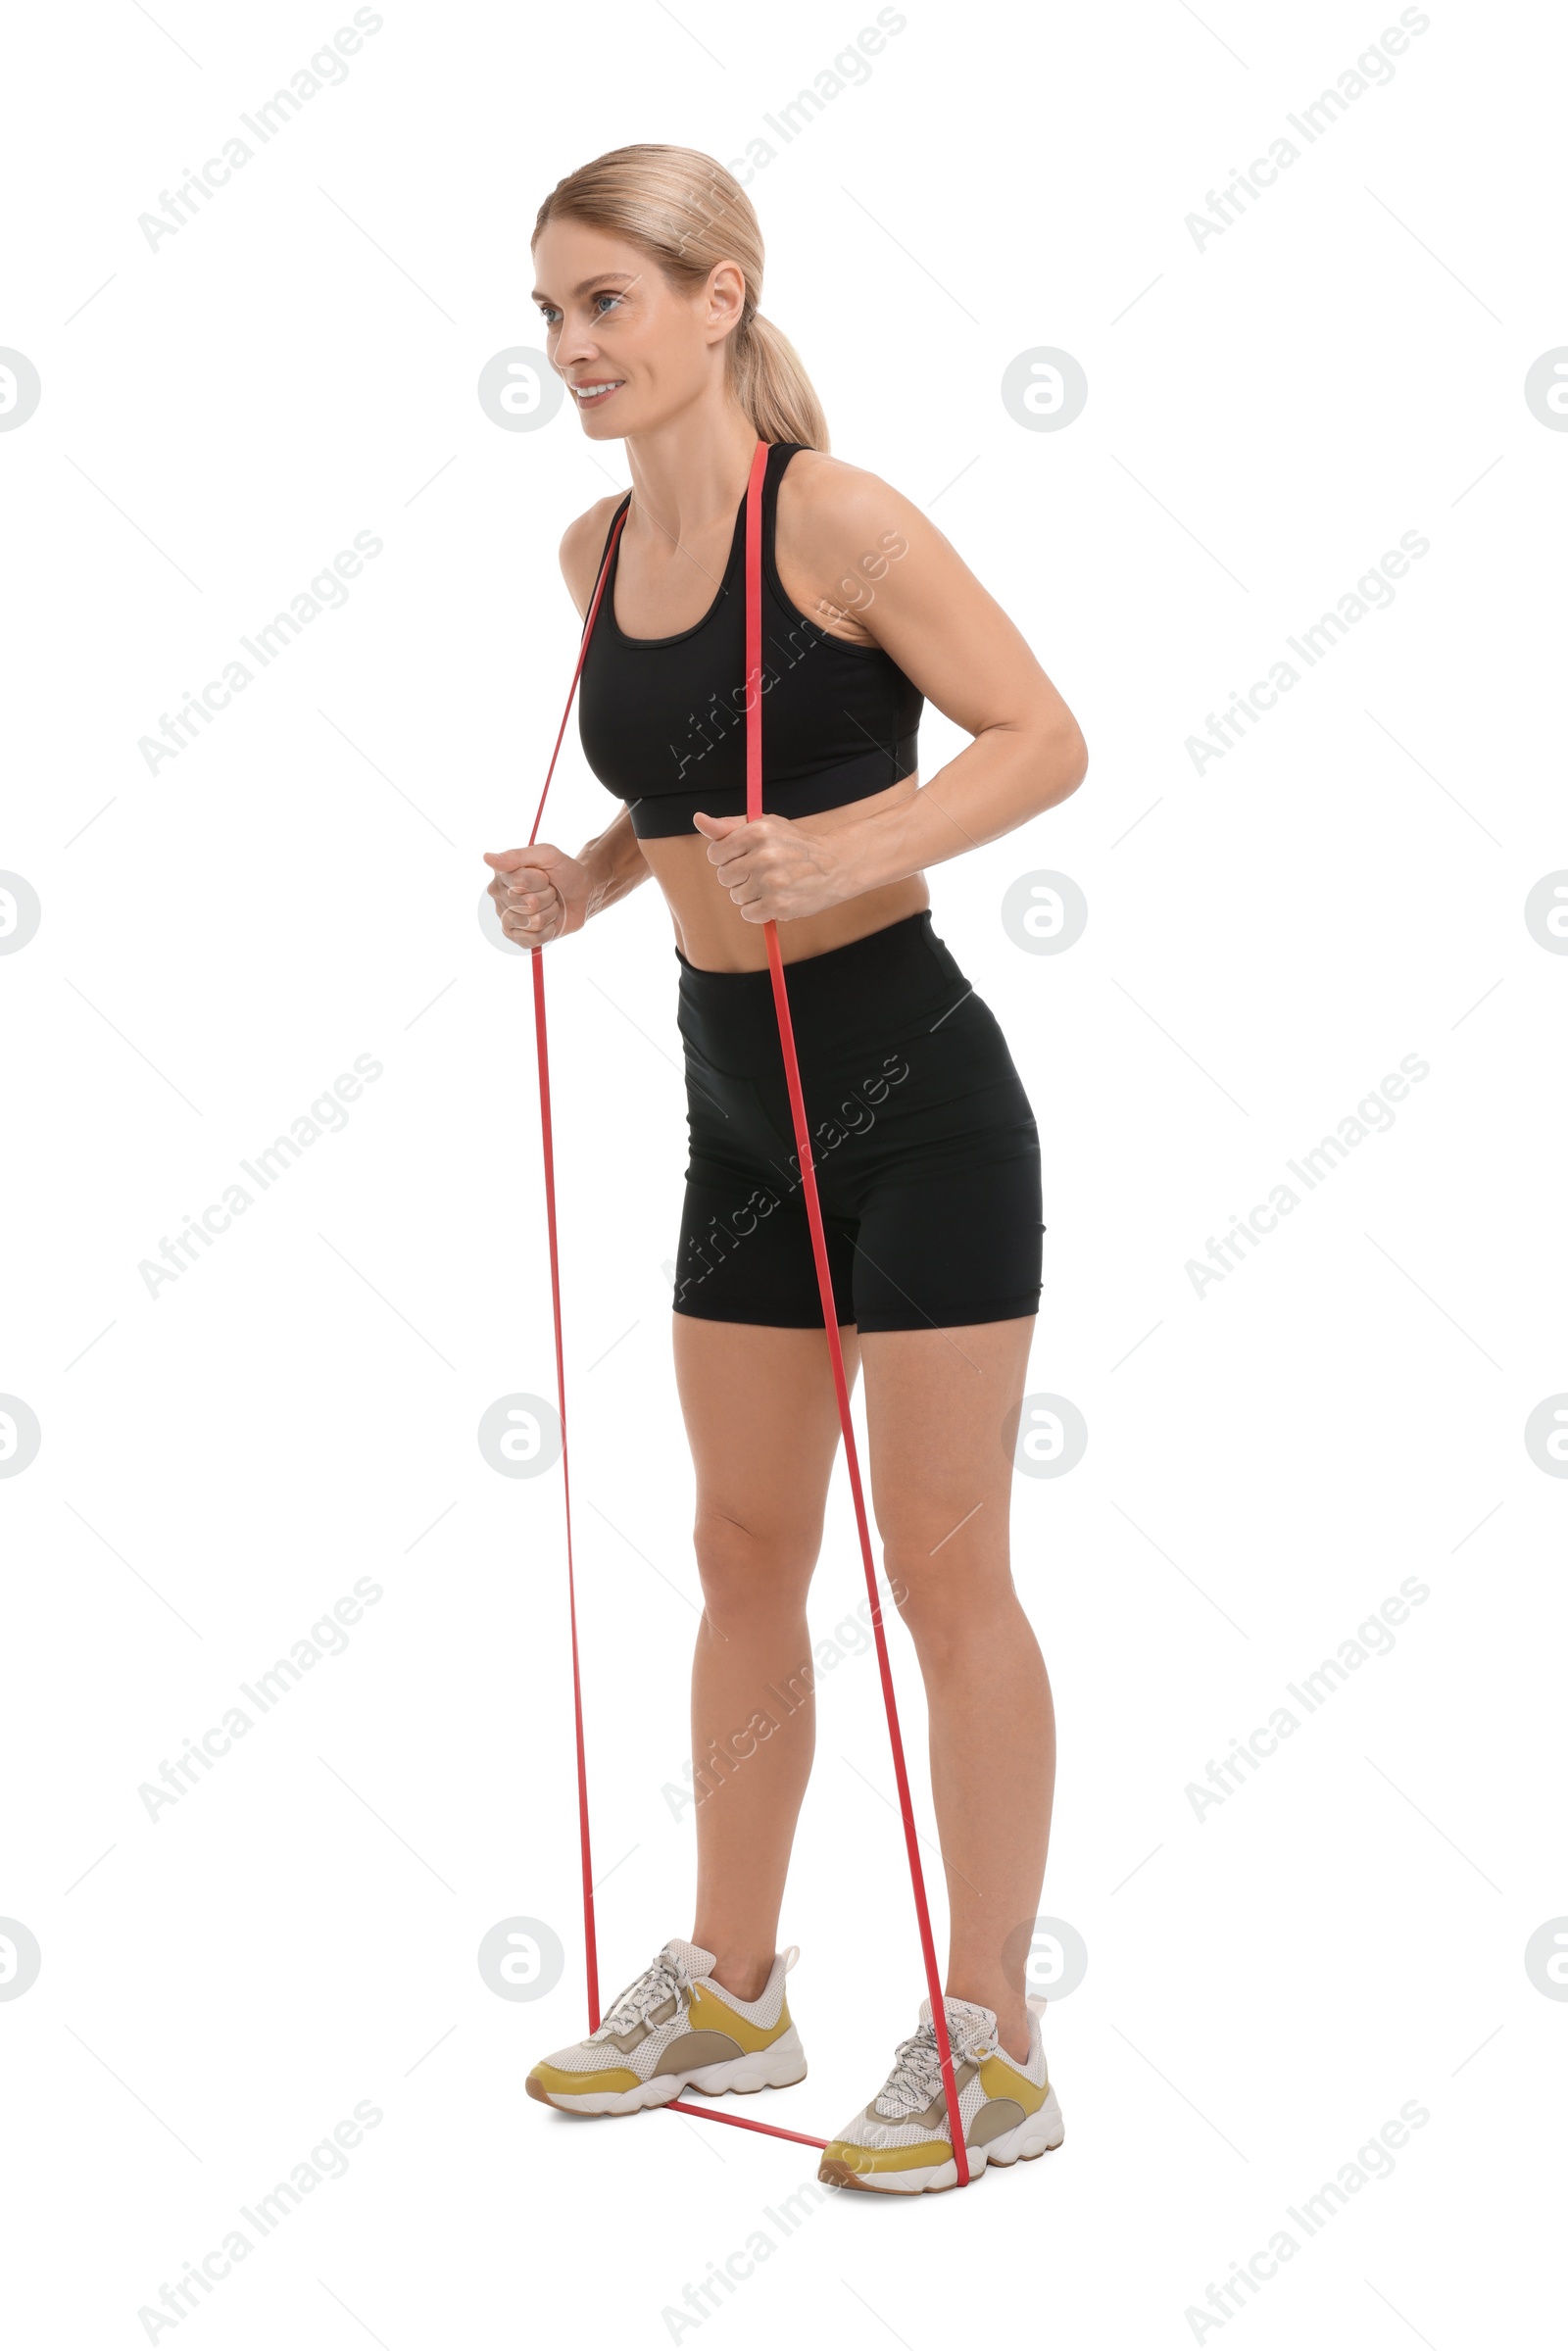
[531, 220, 744, 437]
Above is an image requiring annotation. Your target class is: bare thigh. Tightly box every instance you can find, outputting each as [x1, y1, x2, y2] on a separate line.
[858, 1318, 1035, 1596]
[670, 1318, 860, 1570]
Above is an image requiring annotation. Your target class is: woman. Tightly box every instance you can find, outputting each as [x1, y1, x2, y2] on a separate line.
[487, 145, 1087, 2196]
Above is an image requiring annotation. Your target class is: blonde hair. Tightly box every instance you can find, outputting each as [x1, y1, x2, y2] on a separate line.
[533, 144, 829, 452]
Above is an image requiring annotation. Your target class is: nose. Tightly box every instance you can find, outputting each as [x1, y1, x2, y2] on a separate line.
[552, 318, 602, 375]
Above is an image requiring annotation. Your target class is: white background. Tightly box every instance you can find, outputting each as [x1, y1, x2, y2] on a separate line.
[3, 0, 1565, 2342]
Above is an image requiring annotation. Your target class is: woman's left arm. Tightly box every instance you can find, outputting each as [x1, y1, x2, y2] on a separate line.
[697, 461, 1089, 920]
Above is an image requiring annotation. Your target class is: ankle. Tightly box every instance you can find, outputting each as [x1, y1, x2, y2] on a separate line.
[698, 1947, 774, 2004]
[949, 1987, 1032, 2067]
[993, 2015, 1032, 2066]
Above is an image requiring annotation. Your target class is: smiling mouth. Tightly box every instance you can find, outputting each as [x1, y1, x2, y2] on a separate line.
[571, 379, 625, 405]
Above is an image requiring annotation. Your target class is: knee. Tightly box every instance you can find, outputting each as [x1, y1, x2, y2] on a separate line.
[883, 1549, 1006, 1667]
[693, 1508, 818, 1638]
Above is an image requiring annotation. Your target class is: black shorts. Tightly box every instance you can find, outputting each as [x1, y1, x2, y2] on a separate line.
[673, 909, 1044, 1333]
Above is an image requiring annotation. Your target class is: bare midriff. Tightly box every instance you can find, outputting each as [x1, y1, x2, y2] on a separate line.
[640, 770, 929, 973]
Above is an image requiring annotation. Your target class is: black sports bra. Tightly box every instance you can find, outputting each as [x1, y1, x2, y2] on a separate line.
[576, 442, 922, 840]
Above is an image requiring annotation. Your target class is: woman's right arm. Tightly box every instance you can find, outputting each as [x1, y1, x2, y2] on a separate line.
[483, 805, 647, 947]
[482, 498, 650, 947]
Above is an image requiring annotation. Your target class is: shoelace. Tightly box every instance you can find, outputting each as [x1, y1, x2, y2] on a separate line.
[875, 2009, 995, 2118]
[595, 1950, 692, 2039]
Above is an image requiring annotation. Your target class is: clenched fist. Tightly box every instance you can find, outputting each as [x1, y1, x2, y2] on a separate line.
[483, 843, 592, 948]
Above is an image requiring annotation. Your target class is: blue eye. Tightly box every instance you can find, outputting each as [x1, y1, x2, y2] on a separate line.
[537, 292, 621, 325]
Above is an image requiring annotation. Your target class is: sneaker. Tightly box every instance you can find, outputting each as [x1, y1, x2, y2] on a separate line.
[525, 1937, 807, 2116]
[818, 1992, 1063, 2193]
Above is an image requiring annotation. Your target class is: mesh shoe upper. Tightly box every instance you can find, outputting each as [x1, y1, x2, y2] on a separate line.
[537, 1938, 793, 2084]
[830, 1995, 1051, 2154]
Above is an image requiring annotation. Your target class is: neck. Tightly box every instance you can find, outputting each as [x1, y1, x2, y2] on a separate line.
[622, 399, 761, 544]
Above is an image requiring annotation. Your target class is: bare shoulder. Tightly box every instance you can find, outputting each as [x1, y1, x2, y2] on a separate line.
[776, 448, 928, 559]
[774, 447, 952, 643]
[558, 493, 626, 620]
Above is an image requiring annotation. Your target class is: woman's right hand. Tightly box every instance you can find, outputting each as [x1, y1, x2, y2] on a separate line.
[483, 844, 592, 948]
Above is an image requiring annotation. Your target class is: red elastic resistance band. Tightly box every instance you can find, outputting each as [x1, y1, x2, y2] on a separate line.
[526, 441, 967, 2180]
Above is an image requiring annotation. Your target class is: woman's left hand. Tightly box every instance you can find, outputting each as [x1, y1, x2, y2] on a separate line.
[691, 810, 852, 924]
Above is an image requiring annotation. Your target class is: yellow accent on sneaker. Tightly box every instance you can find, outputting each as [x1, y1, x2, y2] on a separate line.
[527, 2061, 642, 2098]
[820, 2134, 954, 2175]
[687, 1982, 794, 2053]
[978, 2050, 1050, 2111]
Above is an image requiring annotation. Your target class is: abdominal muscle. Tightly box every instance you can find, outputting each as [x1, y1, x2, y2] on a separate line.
[639, 771, 930, 973]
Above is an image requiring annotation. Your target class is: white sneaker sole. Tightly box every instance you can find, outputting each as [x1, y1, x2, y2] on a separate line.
[819, 2085, 1065, 2194]
[528, 2024, 808, 2117]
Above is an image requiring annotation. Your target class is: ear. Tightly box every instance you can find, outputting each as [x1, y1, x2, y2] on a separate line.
[702, 257, 747, 350]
